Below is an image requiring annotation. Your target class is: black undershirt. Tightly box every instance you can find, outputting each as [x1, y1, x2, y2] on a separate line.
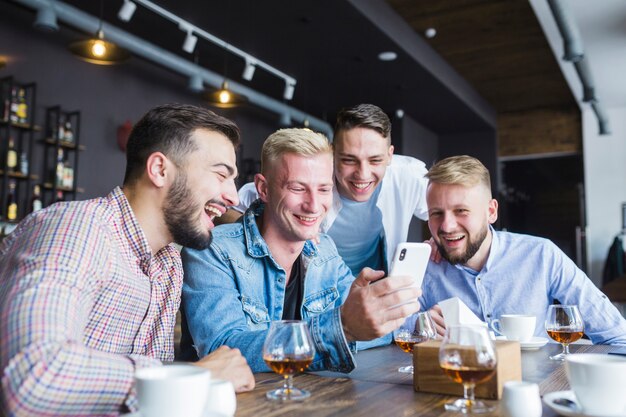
[282, 255, 304, 320]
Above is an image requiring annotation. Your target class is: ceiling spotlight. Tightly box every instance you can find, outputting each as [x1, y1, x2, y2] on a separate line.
[69, 29, 130, 65]
[188, 73, 203, 93]
[283, 80, 296, 101]
[395, 109, 405, 119]
[33, 2, 59, 32]
[424, 28, 437, 39]
[205, 81, 247, 108]
[182, 31, 198, 54]
[118, 0, 137, 22]
[378, 51, 397, 61]
[242, 58, 257, 81]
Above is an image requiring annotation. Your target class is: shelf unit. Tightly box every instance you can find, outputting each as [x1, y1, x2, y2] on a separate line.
[41, 106, 83, 207]
[0, 76, 38, 223]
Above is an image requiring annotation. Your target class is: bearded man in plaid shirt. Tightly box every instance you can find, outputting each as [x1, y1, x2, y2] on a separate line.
[0, 104, 254, 416]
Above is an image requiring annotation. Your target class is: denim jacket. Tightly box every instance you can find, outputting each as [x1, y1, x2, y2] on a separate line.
[181, 201, 357, 373]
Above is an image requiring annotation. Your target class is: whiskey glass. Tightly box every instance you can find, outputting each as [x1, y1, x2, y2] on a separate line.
[393, 311, 436, 374]
[262, 320, 315, 401]
[439, 325, 497, 414]
[545, 304, 584, 361]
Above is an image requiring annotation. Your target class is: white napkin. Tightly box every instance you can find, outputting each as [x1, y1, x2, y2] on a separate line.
[439, 297, 485, 327]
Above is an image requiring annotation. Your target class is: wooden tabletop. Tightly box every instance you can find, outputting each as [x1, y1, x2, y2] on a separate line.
[235, 342, 612, 416]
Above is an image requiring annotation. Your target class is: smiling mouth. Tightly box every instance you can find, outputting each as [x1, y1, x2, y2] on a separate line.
[350, 181, 373, 190]
[440, 234, 465, 244]
[204, 204, 224, 220]
[295, 214, 318, 223]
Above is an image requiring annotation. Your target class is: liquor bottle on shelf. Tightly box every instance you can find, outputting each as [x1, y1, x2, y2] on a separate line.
[63, 160, 73, 189]
[56, 117, 65, 141]
[2, 94, 9, 121]
[55, 148, 64, 187]
[55, 190, 64, 202]
[64, 120, 74, 143]
[16, 88, 28, 124]
[30, 184, 42, 213]
[9, 87, 18, 124]
[19, 151, 28, 175]
[6, 180, 18, 221]
[6, 137, 17, 173]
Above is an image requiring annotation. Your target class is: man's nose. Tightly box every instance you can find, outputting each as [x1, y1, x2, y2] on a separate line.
[440, 213, 457, 232]
[222, 179, 239, 207]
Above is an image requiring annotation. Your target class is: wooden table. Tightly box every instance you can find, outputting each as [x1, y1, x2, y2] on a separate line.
[235, 342, 612, 416]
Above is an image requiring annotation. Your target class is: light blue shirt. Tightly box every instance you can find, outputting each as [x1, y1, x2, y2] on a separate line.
[180, 200, 389, 373]
[419, 228, 626, 345]
[327, 186, 384, 275]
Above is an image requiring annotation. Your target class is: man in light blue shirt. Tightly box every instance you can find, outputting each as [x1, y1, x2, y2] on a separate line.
[181, 128, 421, 372]
[421, 155, 626, 344]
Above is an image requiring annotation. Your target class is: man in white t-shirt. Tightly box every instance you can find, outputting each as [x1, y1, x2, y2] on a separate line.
[232, 103, 429, 276]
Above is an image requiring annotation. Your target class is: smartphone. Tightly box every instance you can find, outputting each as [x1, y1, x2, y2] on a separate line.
[388, 242, 432, 288]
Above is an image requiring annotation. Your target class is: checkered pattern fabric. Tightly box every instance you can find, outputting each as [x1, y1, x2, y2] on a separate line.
[0, 187, 182, 416]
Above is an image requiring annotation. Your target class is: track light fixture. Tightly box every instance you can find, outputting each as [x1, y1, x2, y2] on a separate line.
[242, 58, 257, 81]
[33, 1, 59, 32]
[118, 0, 137, 22]
[283, 80, 296, 101]
[182, 32, 197, 54]
[124, 0, 296, 99]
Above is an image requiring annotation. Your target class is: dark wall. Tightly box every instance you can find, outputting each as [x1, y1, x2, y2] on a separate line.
[0, 3, 277, 201]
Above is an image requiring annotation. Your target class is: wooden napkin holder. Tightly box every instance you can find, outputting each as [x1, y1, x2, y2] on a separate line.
[412, 339, 521, 399]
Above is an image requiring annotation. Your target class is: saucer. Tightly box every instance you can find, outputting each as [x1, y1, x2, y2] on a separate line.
[495, 336, 549, 350]
[543, 390, 624, 417]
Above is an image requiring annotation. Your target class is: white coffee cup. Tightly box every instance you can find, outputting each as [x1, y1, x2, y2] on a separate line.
[205, 379, 237, 417]
[490, 314, 536, 342]
[135, 364, 211, 417]
[565, 353, 626, 416]
[502, 381, 542, 417]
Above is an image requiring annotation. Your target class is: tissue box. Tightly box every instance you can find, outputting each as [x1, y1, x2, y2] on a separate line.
[413, 340, 521, 399]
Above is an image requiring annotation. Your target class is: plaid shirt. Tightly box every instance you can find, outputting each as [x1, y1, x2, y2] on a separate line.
[0, 187, 182, 416]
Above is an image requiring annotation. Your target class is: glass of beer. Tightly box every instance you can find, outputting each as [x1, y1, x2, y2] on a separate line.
[439, 325, 497, 414]
[545, 304, 584, 361]
[262, 320, 315, 401]
[393, 311, 436, 374]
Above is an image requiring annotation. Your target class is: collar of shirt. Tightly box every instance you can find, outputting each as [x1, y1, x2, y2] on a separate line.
[111, 186, 153, 273]
[243, 199, 319, 259]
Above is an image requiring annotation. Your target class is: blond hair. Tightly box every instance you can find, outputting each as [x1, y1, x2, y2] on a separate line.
[426, 155, 491, 191]
[261, 128, 332, 174]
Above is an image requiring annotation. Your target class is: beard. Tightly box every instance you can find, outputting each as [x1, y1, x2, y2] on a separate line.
[436, 225, 488, 266]
[163, 171, 213, 250]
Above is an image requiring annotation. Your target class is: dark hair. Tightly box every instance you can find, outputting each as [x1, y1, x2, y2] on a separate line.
[334, 103, 391, 141]
[123, 103, 240, 184]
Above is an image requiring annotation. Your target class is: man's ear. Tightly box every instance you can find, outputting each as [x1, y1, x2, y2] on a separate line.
[255, 173, 270, 203]
[488, 198, 499, 224]
[387, 144, 394, 165]
[146, 152, 170, 188]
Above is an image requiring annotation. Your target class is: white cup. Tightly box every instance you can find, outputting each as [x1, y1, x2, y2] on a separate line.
[205, 379, 237, 417]
[135, 364, 211, 417]
[565, 353, 626, 416]
[490, 314, 536, 342]
[502, 381, 542, 417]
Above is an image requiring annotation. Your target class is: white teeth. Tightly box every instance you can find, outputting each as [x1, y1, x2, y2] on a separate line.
[205, 206, 222, 218]
[444, 235, 464, 241]
[296, 215, 316, 222]
[352, 182, 370, 189]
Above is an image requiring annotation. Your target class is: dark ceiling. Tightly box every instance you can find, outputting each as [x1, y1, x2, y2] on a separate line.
[35, 0, 575, 135]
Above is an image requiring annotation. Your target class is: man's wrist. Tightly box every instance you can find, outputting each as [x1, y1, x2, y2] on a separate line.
[340, 306, 356, 342]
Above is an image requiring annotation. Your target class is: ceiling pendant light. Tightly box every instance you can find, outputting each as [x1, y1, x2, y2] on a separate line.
[68, 0, 129, 65]
[205, 81, 247, 108]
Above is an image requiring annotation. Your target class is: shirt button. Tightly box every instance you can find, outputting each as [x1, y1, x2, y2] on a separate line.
[278, 278, 284, 283]
[487, 314, 492, 318]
